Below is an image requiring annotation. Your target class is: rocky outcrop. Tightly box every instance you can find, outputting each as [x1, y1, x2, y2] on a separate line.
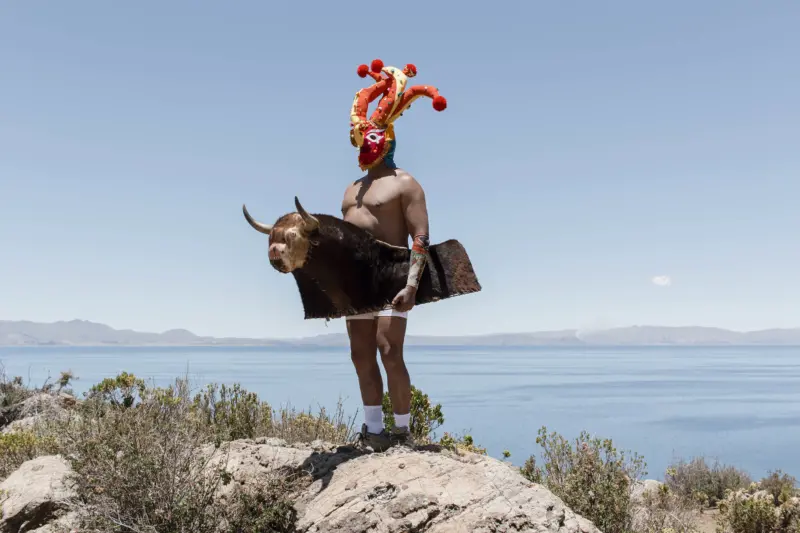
[213, 439, 601, 533]
[631, 479, 664, 503]
[0, 394, 75, 435]
[6, 440, 601, 533]
[0, 456, 76, 533]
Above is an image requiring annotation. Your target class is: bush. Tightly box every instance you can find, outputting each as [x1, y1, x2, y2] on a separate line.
[520, 426, 647, 533]
[382, 385, 444, 442]
[716, 488, 800, 533]
[0, 430, 59, 479]
[220, 482, 299, 533]
[777, 499, 800, 533]
[719, 494, 777, 533]
[268, 400, 355, 444]
[192, 382, 273, 441]
[439, 432, 487, 456]
[57, 370, 77, 395]
[0, 367, 33, 410]
[57, 375, 298, 533]
[761, 470, 798, 506]
[665, 456, 751, 507]
[86, 371, 146, 408]
[631, 483, 700, 533]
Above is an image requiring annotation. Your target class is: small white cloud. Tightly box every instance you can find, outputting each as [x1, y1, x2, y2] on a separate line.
[651, 275, 671, 287]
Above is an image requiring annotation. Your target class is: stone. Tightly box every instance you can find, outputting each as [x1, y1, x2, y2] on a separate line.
[0, 394, 74, 434]
[631, 479, 664, 503]
[0, 456, 75, 533]
[9, 441, 602, 533]
[208, 440, 600, 533]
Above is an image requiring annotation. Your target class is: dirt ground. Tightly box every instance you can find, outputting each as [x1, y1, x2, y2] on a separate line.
[693, 508, 720, 533]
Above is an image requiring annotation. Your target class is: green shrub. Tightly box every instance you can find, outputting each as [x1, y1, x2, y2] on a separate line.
[520, 454, 543, 484]
[520, 426, 647, 533]
[716, 488, 800, 533]
[438, 432, 487, 455]
[0, 368, 33, 409]
[0, 430, 59, 479]
[192, 382, 273, 441]
[777, 499, 800, 533]
[382, 385, 444, 442]
[57, 376, 298, 533]
[760, 470, 798, 506]
[665, 456, 751, 507]
[57, 370, 77, 394]
[717, 492, 777, 533]
[86, 371, 146, 408]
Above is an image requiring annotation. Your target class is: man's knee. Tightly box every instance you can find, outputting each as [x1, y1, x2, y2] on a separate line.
[351, 341, 377, 369]
[348, 321, 376, 366]
[378, 340, 405, 370]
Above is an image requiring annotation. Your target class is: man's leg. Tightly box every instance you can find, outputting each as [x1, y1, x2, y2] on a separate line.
[346, 314, 391, 450]
[376, 313, 411, 440]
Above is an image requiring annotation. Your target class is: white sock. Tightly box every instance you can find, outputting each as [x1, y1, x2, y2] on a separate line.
[364, 405, 384, 434]
[394, 413, 410, 429]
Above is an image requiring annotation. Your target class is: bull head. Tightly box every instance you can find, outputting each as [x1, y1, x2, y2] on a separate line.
[242, 196, 320, 273]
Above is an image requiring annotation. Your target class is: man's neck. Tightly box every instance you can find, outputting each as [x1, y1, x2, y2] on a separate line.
[366, 161, 396, 180]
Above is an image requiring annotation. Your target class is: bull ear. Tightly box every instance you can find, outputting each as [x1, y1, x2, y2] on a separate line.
[294, 196, 320, 231]
[242, 204, 273, 234]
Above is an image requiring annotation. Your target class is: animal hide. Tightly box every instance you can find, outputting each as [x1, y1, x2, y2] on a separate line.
[289, 214, 481, 320]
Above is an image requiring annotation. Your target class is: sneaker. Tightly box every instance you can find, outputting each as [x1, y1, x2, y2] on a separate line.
[390, 426, 414, 448]
[355, 423, 393, 452]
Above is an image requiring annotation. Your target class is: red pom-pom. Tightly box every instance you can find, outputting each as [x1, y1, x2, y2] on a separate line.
[370, 59, 384, 73]
[357, 64, 369, 78]
[432, 96, 447, 111]
[405, 63, 417, 76]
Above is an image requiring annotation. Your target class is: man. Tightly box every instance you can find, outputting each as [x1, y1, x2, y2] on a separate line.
[342, 59, 447, 451]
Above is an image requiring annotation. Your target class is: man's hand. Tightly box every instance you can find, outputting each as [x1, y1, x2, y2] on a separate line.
[392, 285, 418, 312]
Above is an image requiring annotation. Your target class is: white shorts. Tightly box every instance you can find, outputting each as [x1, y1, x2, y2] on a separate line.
[346, 307, 409, 320]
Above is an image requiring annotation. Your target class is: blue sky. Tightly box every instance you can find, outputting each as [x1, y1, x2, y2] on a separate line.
[2, 1, 798, 339]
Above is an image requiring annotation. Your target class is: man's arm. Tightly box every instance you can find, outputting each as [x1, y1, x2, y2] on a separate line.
[400, 174, 429, 290]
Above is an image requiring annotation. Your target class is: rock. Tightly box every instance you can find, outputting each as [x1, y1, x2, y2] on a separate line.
[0, 394, 74, 432]
[210, 441, 600, 533]
[631, 479, 664, 503]
[1, 416, 41, 435]
[0, 456, 75, 533]
[27, 512, 78, 533]
[9, 441, 601, 533]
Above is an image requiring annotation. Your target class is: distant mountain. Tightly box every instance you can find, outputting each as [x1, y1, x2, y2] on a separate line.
[1, 320, 799, 347]
[578, 326, 800, 346]
[0, 320, 286, 347]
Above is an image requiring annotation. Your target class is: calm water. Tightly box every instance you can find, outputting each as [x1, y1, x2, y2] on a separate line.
[1, 345, 798, 480]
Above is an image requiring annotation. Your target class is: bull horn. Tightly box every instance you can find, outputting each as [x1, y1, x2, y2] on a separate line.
[242, 204, 273, 235]
[294, 196, 320, 230]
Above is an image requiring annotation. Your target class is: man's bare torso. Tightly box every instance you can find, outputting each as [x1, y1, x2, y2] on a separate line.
[341, 169, 414, 248]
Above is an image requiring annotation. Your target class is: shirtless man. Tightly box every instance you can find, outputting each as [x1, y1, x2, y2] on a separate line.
[341, 156, 429, 450]
[342, 58, 445, 451]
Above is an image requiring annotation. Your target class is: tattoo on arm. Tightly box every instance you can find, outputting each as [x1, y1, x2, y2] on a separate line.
[407, 234, 430, 288]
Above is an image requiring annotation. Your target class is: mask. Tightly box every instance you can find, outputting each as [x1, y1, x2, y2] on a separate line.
[357, 125, 396, 170]
[349, 59, 446, 171]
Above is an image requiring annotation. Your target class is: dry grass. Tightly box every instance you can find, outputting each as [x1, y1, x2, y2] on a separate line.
[631, 483, 702, 533]
[666, 456, 752, 508]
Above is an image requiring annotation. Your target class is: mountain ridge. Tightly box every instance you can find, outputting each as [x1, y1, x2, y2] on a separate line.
[1, 320, 800, 347]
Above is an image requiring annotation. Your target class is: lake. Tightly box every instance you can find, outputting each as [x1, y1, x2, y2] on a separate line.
[1, 345, 798, 480]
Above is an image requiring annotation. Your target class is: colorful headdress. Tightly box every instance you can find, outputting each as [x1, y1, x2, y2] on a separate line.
[349, 59, 447, 171]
